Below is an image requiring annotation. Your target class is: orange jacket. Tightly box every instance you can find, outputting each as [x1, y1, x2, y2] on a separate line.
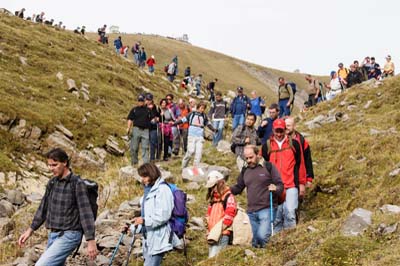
[261, 136, 302, 189]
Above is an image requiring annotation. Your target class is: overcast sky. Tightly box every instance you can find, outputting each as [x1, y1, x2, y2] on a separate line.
[4, 0, 399, 75]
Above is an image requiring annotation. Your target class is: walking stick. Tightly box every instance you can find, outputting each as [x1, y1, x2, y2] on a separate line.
[270, 191, 274, 237]
[109, 228, 128, 266]
[124, 224, 142, 266]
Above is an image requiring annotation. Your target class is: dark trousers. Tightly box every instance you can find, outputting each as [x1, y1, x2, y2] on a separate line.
[308, 94, 317, 107]
[149, 129, 159, 161]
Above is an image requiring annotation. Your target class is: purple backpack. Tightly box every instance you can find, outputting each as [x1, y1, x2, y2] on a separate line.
[163, 182, 188, 238]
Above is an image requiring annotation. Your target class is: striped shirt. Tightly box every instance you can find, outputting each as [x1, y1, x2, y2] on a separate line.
[30, 173, 95, 240]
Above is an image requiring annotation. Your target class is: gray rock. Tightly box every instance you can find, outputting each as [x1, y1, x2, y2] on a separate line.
[0, 217, 14, 237]
[55, 124, 74, 139]
[118, 197, 141, 213]
[9, 119, 28, 138]
[189, 217, 205, 231]
[90, 51, 97, 56]
[339, 100, 347, 107]
[7, 172, 17, 186]
[56, 72, 63, 81]
[227, 90, 236, 98]
[34, 160, 50, 174]
[185, 182, 200, 190]
[19, 56, 28, 66]
[6, 190, 25, 205]
[45, 131, 77, 154]
[207, 165, 231, 179]
[380, 204, 400, 214]
[347, 105, 357, 111]
[26, 193, 43, 203]
[216, 140, 231, 154]
[364, 100, 373, 109]
[95, 255, 109, 266]
[342, 208, 372, 236]
[0, 200, 15, 218]
[305, 115, 325, 129]
[369, 128, 381, 135]
[307, 226, 318, 233]
[29, 126, 42, 140]
[0, 172, 5, 184]
[71, 90, 80, 98]
[119, 166, 140, 182]
[182, 166, 208, 183]
[383, 223, 397, 235]
[73, 150, 104, 170]
[389, 168, 400, 177]
[97, 234, 121, 248]
[81, 91, 90, 102]
[244, 249, 256, 258]
[66, 79, 78, 92]
[105, 136, 125, 156]
[93, 148, 107, 161]
[284, 260, 298, 266]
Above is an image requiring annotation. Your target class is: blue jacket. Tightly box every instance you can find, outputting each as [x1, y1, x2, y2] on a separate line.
[114, 38, 122, 49]
[140, 51, 147, 61]
[250, 97, 264, 116]
[140, 177, 174, 255]
[230, 95, 250, 116]
[257, 117, 275, 145]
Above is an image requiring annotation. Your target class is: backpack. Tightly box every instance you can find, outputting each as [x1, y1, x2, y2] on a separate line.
[286, 82, 297, 96]
[230, 125, 246, 153]
[259, 97, 266, 114]
[162, 182, 189, 239]
[167, 63, 176, 75]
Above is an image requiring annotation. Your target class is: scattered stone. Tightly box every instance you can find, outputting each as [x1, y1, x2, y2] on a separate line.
[304, 115, 324, 129]
[26, 193, 43, 203]
[207, 165, 231, 179]
[56, 72, 63, 81]
[6, 190, 25, 205]
[0, 172, 5, 184]
[342, 208, 372, 236]
[182, 166, 208, 183]
[284, 260, 298, 266]
[339, 101, 347, 107]
[95, 255, 109, 266]
[216, 140, 231, 154]
[81, 91, 90, 102]
[72, 90, 80, 98]
[9, 119, 28, 138]
[0, 217, 14, 237]
[189, 217, 205, 231]
[55, 124, 74, 139]
[244, 249, 256, 258]
[45, 131, 77, 154]
[185, 182, 200, 190]
[347, 105, 357, 111]
[29, 126, 42, 140]
[94, 148, 107, 161]
[377, 223, 398, 235]
[364, 100, 372, 109]
[73, 150, 105, 170]
[389, 168, 400, 177]
[19, 56, 28, 66]
[119, 166, 140, 182]
[7, 172, 17, 186]
[90, 51, 97, 56]
[66, 79, 78, 92]
[380, 204, 400, 214]
[307, 226, 318, 233]
[105, 136, 125, 156]
[0, 200, 15, 218]
[227, 90, 236, 98]
[118, 198, 141, 214]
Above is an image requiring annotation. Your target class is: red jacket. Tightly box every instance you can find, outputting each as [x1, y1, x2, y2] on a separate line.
[146, 58, 155, 67]
[206, 189, 236, 235]
[261, 136, 302, 189]
[293, 131, 314, 183]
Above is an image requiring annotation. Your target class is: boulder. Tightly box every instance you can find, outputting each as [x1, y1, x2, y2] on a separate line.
[66, 79, 78, 92]
[304, 115, 325, 129]
[188, 217, 205, 231]
[17, 176, 47, 195]
[0, 200, 15, 218]
[26, 193, 43, 203]
[9, 119, 28, 138]
[380, 204, 400, 214]
[207, 165, 231, 179]
[377, 223, 398, 235]
[216, 140, 231, 154]
[118, 197, 141, 214]
[55, 124, 74, 139]
[97, 234, 122, 249]
[6, 189, 25, 205]
[342, 208, 372, 236]
[29, 126, 42, 140]
[34, 160, 50, 174]
[0, 217, 14, 237]
[119, 166, 140, 182]
[73, 150, 105, 170]
[244, 249, 256, 258]
[185, 182, 200, 191]
[93, 148, 107, 161]
[45, 131, 77, 154]
[0, 172, 5, 184]
[105, 136, 125, 156]
[182, 166, 208, 183]
[56, 72, 63, 81]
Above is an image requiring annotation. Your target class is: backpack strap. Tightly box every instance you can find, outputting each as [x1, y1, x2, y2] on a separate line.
[222, 193, 232, 210]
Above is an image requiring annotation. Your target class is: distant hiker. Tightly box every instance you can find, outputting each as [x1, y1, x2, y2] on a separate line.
[44, 19, 54, 26]
[249, 91, 265, 127]
[98, 24, 107, 44]
[173, 99, 191, 155]
[368, 57, 381, 80]
[73, 27, 81, 34]
[145, 93, 161, 162]
[353, 60, 367, 81]
[132, 41, 141, 65]
[261, 119, 301, 232]
[35, 12, 45, 23]
[208, 92, 229, 146]
[230, 86, 251, 131]
[18, 148, 98, 265]
[194, 74, 203, 96]
[207, 78, 218, 102]
[122, 46, 130, 58]
[184, 66, 191, 77]
[166, 94, 178, 156]
[304, 74, 320, 107]
[174, 101, 216, 168]
[337, 63, 349, 85]
[257, 103, 279, 145]
[172, 55, 179, 75]
[325, 71, 342, 101]
[139, 47, 147, 68]
[146, 55, 156, 74]
[206, 171, 237, 258]
[231, 113, 260, 170]
[127, 94, 151, 166]
[15, 8, 25, 18]
[285, 117, 314, 193]
[126, 163, 178, 266]
[159, 98, 175, 161]
[114, 36, 123, 55]
[230, 145, 284, 248]
[277, 77, 293, 118]
[382, 55, 395, 78]
[80, 26, 86, 35]
[346, 64, 364, 88]
[56, 21, 63, 28]
[166, 61, 177, 82]
[189, 98, 197, 111]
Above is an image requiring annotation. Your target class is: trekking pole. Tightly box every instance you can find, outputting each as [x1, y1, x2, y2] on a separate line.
[124, 224, 142, 266]
[109, 227, 128, 266]
[270, 191, 274, 237]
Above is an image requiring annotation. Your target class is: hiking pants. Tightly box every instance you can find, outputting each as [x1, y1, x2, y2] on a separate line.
[195, 83, 201, 95]
[278, 99, 291, 118]
[143, 244, 165, 266]
[308, 94, 317, 107]
[134, 53, 140, 65]
[212, 120, 225, 146]
[232, 114, 245, 131]
[182, 136, 204, 168]
[36, 230, 82, 266]
[130, 127, 150, 165]
[247, 208, 276, 248]
[274, 187, 298, 232]
[208, 235, 229, 258]
[173, 128, 188, 154]
[149, 129, 159, 161]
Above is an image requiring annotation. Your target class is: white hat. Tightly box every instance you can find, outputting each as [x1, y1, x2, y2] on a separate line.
[205, 171, 224, 188]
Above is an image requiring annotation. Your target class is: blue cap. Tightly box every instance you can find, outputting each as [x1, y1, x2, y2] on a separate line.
[330, 71, 336, 77]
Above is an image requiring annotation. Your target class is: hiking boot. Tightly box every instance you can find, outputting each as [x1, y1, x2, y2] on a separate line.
[172, 149, 179, 156]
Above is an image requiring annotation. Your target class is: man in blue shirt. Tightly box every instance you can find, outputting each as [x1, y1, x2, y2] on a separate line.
[250, 91, 265, 127]
[230, 87, 251, 131]
[257, 103, 279, 145]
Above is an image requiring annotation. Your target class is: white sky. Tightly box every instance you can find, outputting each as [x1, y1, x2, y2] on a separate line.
[3, 0, 399, 75]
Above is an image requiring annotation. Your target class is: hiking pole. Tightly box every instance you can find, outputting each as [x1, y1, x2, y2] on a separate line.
[270, 191, 274, 237]
[124, 224, 142, 266]
[109, 226, 128, 266]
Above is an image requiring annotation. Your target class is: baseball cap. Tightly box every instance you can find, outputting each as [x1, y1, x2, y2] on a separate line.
[237, 86, 244, 92]
[145, 93, 153, 101]
[205, 171, 224, 188]
[137, 94, 145, 102]
[273, 119, 286, 130]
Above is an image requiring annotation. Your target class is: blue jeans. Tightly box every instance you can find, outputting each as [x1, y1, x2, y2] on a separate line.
[143, 244, 165, 266]
[148, 65, 154, 73]
[195, 83, 201, 95]
[134, 53, 140, 65]
[247, 208, 276, 248]
[115, 47, 120, 54]
[278, 99, 291, 118]
[36, 230, 82, 266]
[274, 187, 298, 232]
[149, 129, 159, 161]
[208, 235, 229, 258]
[130, 127, 150, 165]
[212, 120, 225, 146]
[232, 114, 245, 131]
